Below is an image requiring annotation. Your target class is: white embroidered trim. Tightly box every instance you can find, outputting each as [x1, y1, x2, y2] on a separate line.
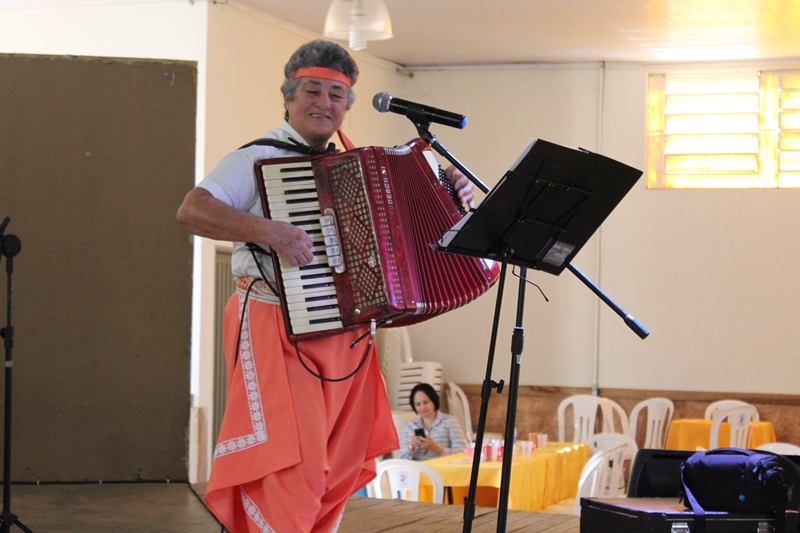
[240, 486, 277, 533]
[236, 276, 280, 305]
[213, 293, 268, 458]
[331, 507, 345, 532]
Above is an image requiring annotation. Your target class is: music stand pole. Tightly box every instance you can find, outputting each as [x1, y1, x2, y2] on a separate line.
[496, 267, 527, 532]
[461, 258, 506, 533]
[0, 218, 34, 533]
[403, 113, 505, 531]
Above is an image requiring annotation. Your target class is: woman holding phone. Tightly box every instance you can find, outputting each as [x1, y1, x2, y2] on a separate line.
[398, 383, 468, 460]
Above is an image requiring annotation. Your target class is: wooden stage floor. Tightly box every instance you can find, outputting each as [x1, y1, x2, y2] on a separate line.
[3, 482, 579, 532]
[339, 496, 580, 532]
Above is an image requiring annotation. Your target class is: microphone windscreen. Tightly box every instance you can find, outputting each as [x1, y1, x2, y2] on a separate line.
[372, 92, 392, 113]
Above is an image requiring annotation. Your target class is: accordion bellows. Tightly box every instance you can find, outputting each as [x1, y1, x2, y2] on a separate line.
[256, 138, 500, 341]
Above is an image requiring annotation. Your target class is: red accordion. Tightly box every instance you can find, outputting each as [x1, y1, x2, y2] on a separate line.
[255, 138, 500, 341]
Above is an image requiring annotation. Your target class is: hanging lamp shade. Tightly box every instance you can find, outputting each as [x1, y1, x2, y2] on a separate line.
[323, 0, 393, 51]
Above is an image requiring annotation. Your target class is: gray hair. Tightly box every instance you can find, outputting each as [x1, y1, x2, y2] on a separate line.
[281, 40, 358, 120]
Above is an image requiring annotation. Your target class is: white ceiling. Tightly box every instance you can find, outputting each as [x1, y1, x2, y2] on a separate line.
[235, 0, 800, 67]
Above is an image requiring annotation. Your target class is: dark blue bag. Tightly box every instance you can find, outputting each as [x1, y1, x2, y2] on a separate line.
[681, 448, 800, 531]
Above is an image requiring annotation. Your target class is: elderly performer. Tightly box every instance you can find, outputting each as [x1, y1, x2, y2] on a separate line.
[177, 39, 475, 533]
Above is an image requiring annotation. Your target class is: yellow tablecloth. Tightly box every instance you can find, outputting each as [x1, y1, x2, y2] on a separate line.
[665, 418, 776, 451]
[420, 442, 589, 512]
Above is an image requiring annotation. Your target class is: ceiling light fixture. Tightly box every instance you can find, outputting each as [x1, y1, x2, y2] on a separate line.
[323, 0, 393, 51]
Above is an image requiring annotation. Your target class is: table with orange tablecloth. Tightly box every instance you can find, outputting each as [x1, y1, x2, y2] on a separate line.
[665, 418, 776, 451]
[420, 442, 589, 512]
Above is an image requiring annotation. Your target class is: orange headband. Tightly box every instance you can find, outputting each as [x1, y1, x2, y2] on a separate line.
[291, 67, 352, 88]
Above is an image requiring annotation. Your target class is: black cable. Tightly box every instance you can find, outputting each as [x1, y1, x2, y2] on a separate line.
[233, 277, 260, 369]
[246, 243, 279, 297]
[512, 266, 549, 303]
[232, 244, 279, 369]
[293, 330, 374, 382]
[232, 242, 276, 370]
[239, 244, 370, 381]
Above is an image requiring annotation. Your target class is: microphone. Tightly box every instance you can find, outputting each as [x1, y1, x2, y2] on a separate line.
[372, 92, 467, 129]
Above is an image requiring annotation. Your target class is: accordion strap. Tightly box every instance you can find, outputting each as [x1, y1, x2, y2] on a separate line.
[238, 137, 337, 155]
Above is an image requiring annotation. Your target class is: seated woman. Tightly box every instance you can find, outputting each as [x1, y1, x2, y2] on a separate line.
[398, 383, 468, 460]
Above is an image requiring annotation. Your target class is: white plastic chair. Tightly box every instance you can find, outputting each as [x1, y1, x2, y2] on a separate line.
[373, 459, 445, 504]
[587, 433, 638, 494]
[629, 397, 674, 450]
[601, 442, 628, 499]
[558, 394, 602, 443]
[375, 327, 413, 410]
[445, 382, 502, 444]
[541, 442, 628, 516]
[571, 451, 607, 515]
[446, 382, 474, 444]
[709, 404, 759, 449]
[704, 399, 755, 420]
[756, 442, 800, 455]
[587, 432, 639, 462]
[537, 449, 603, 515]
[571, 442, 627, 515]
[599, 397, 631, 436]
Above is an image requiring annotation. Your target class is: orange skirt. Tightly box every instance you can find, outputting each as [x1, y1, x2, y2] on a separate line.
[204, 292, 398, 532]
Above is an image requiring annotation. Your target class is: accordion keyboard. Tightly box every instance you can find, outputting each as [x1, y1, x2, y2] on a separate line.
[260, 160, 345, 336]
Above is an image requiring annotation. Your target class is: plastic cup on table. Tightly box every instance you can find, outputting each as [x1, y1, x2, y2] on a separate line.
[520, 440, 534, 459]
[536, 433, 548, 449]
[464, 445, 476, 460]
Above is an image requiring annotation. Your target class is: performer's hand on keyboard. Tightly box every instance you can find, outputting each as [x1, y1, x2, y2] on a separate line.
[445, 165, 475, 209]
[267, 220, 314, 267]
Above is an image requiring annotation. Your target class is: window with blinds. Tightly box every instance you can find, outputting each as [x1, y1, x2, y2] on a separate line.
[647, 69, 800, 189]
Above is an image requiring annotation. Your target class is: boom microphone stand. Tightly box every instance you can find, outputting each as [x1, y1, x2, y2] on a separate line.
[0, 217, 34, 533]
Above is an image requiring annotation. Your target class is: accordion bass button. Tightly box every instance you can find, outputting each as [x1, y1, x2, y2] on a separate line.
[320, 210, 345, 273]
[328, 254, 344, 273]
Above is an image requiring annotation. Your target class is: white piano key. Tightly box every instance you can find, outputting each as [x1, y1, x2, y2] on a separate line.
[263, 182, 315, 195]
[288, 307, 342, 320]
[260, 162, 314, 179]
[290, 314, 344, 327]
[291, 322, 343, 335]
[278, 254, 330, 271]
[268, 208, 322, 222]
[282, 277, 334, 288]
[284, 286, 338, 303]
[287, 297, 339, 312]
[284, 282, 336, 295]
[281, 266, 332, 280]
[267, 199, 321, 212]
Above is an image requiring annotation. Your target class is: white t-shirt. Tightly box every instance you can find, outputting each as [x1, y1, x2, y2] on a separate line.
[197, 122, 327, 288]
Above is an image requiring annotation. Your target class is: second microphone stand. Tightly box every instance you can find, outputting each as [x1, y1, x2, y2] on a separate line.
[0, 217, 34, 533]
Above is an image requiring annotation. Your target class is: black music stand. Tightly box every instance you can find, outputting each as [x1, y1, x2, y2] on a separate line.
[432, 138, 647, 532]
[396, 103, 648, 530]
